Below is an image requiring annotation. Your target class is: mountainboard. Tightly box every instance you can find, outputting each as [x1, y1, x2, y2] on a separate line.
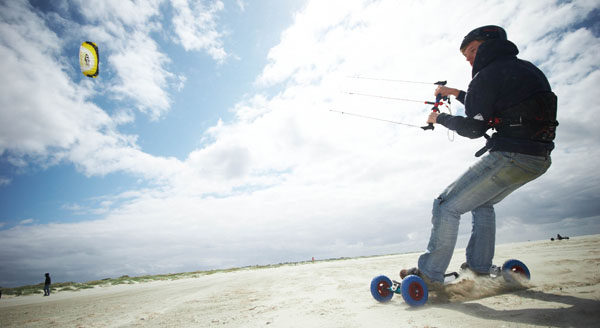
[370, 259, 530, 306]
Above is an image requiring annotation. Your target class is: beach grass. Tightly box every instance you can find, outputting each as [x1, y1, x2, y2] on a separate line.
[0, 255, 378, 297]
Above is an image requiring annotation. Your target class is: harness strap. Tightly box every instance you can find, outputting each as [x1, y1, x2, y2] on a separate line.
[475, 134, 491, 157]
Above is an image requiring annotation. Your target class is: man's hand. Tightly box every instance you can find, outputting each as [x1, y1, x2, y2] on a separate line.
[427, 111, 439, 124]
[434, 85, 460, 98]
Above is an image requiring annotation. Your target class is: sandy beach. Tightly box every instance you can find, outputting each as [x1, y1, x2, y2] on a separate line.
[1, 234, 599, 327]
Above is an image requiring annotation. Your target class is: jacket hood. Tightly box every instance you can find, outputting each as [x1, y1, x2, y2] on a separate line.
[472, 39, 519, 77]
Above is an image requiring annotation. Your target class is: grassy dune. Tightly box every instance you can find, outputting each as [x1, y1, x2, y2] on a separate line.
[1, 256, 367, 297]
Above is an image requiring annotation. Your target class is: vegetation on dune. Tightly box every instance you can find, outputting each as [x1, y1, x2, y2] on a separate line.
[1, 255, 380, 297]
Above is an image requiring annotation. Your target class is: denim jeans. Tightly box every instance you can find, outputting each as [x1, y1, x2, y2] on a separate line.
[418, 151, 551, 282]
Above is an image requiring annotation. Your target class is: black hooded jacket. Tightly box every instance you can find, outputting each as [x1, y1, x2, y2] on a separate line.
[436, 38, 556, 156]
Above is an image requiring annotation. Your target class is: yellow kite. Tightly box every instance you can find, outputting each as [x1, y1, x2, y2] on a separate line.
[79, 41, 99, 78]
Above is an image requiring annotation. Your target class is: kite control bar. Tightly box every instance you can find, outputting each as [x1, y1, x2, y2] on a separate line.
[421, 81, 448, 131]
[343, 78, 450, 131]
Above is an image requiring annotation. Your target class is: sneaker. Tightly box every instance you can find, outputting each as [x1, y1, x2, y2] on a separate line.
[399, 267, 444, 291]
[460, 262, 497, 277]
[399, 267, 421, 279]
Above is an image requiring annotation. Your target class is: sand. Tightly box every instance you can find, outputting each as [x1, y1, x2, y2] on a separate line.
[1, 234, 599, 327]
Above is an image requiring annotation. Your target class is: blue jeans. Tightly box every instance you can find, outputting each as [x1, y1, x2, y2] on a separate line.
[418, 151, 551, 282]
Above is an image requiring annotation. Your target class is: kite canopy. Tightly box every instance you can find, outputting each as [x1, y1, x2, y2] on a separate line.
[79, 41, 99, 78]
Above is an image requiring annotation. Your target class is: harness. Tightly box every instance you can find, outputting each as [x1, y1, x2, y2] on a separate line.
[475, 92, 558, 157]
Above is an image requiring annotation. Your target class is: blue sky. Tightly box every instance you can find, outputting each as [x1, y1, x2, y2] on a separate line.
[1, 0, 599, 287]
[1, 0, 302, 226]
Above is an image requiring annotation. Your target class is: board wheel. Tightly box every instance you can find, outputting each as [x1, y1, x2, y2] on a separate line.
[501, 259, 531, 283]
[400, 275, 428, 307]
[370, 275, 394, 303]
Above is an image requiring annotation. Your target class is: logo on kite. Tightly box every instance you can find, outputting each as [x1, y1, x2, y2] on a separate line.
[79, 41, 99, 78]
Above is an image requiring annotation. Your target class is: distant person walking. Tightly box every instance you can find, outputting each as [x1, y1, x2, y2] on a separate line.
[44, 273, 51, 296]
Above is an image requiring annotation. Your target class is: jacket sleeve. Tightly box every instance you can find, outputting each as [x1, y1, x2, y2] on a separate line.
[436, 113, 489, 139]
[456, 90, 466, 104]
[438, 67, 501, 138]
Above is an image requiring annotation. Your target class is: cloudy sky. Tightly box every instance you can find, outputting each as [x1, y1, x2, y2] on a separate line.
[1, 0, 599, 287]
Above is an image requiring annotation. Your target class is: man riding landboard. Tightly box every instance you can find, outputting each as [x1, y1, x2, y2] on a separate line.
[403, 25, 558, 287]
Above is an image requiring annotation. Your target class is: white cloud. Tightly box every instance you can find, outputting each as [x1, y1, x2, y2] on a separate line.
[171, 0, 227, 62]
[257, 0, 366, 86]
[108, 30, 175, 119]
[69, 0, 229, 120]
[0, 176, 11, 186]
[75, 0, 163, 27]
[72, 0, 178, 120]
[0, 1, 111, 160]
[140, 0, 600, 259]
[236, 0, 246, 12]
[1, 0, 600, 286]
[0, 1, 189, 179]
[62, 203, 84, 212]
[505, 0, 595, 46]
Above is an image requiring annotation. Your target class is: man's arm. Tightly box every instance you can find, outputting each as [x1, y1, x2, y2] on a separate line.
[431, 70, 499, 138]
[434, 86, 466, 104]
[429, 86, 486, 138]
[434, 113, 488, 138]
